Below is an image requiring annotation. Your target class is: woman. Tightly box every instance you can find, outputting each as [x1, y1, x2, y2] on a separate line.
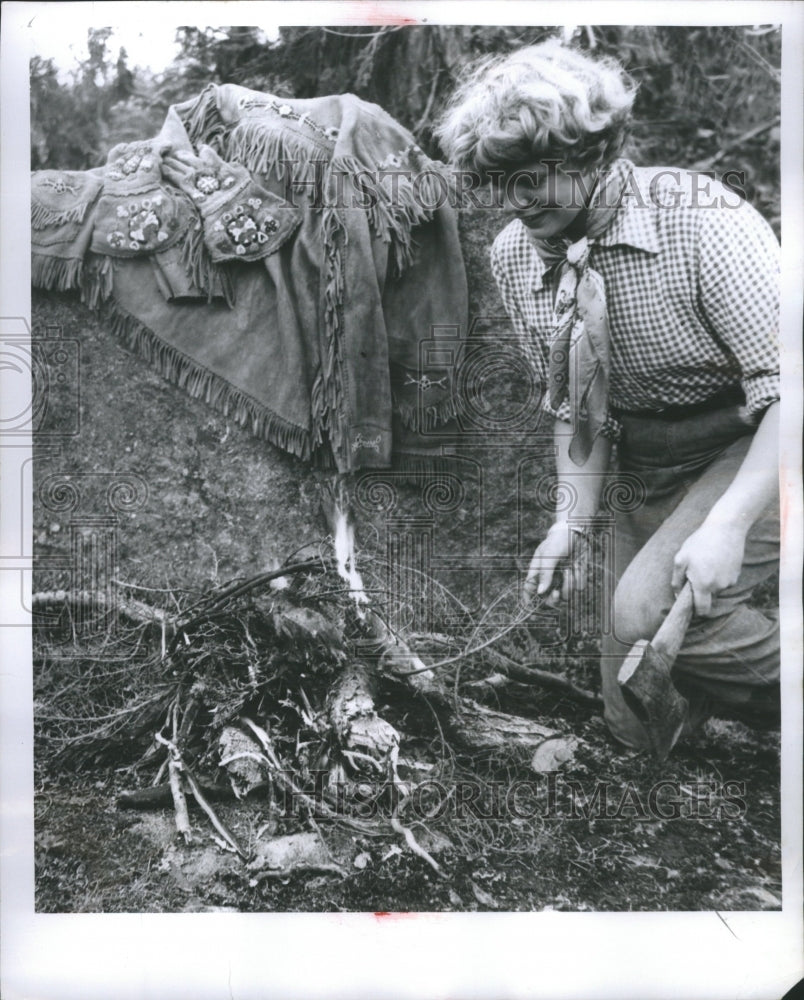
[436, 40, 780, 752]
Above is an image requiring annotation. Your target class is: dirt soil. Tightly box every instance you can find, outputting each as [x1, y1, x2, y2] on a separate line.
[31, 208, 782, 913]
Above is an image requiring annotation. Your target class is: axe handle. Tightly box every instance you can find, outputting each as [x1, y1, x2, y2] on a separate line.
[651, 581, 695, 665]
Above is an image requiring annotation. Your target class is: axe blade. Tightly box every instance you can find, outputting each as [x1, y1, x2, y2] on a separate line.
[616, 583, 696, 760]
[617, 639, 689, 761]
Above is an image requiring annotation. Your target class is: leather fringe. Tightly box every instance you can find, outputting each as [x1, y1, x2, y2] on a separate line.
[394, 391, 464, 433]
[225, 120, 327, 191]
[31, 200, 92, 230]
[179, 85, 232, 155]
[312, 203, 348, 466]
[106, 301, 312, 461]
[330, 154, 442, 276]
[173, 89, 453, 462]
[180, 222, 236, 307]
[31, 254, 84, 292]
[80, 254, 114, 309]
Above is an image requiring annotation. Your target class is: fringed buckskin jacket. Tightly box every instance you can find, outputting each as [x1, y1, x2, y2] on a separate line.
[31, 84, 468, 471]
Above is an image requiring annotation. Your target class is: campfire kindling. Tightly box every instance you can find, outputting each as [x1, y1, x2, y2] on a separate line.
[33, 483, 594, 880]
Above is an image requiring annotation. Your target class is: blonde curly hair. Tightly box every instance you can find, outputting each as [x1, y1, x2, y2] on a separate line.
[435, 39, 637, 175]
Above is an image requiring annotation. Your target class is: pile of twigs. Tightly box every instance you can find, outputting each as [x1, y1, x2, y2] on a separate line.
[34, 551, 351, 759]
[33, 543, 601, 869]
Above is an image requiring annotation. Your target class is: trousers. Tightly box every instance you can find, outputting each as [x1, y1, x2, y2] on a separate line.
[599, 404, 780, 750]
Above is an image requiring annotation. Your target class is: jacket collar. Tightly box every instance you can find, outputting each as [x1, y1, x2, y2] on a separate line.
[528, 158, 661, 293]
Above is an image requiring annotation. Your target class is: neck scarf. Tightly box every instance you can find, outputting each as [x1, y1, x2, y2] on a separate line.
[529, 165, 629, 465]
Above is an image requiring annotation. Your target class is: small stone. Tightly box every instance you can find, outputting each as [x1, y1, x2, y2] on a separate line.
[531, 737, 579, 773]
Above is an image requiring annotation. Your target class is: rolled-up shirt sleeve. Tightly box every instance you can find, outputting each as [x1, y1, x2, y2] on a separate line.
[698, 198, 780, 417]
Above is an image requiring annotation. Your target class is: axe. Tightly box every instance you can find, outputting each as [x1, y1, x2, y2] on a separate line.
[617, 581, 695, 760]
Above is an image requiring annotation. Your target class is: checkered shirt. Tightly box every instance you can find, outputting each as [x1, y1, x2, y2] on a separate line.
[490, 158, 781, 439]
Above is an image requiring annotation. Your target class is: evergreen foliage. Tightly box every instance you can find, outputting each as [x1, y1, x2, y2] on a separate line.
[30, 24, 780, 230]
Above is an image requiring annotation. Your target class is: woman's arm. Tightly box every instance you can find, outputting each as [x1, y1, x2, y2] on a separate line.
[671, 400, 779, 615]
[523, 418, 612, 601]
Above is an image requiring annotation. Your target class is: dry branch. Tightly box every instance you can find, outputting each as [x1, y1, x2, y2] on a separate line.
[183, 762, 248, 859]
[390, 815, 443, 876]
[32, 589, 175, 631]
[240, 717, 379, 835]
[379, 641, 580, 757]
[166, 756, 193, 844]
[118, 782, 237, 809]
[327, 662, 399, 774]
[449, 701, 567, 751]
[480, 647, 603, 707]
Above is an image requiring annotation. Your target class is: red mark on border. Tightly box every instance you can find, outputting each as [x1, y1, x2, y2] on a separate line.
[340, 4, 421, 25]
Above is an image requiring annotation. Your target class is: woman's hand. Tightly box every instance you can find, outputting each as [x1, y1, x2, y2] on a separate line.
[523, 522, 587, 603]
[522, 417, 609, 605]
[671, 519, 747, 616]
